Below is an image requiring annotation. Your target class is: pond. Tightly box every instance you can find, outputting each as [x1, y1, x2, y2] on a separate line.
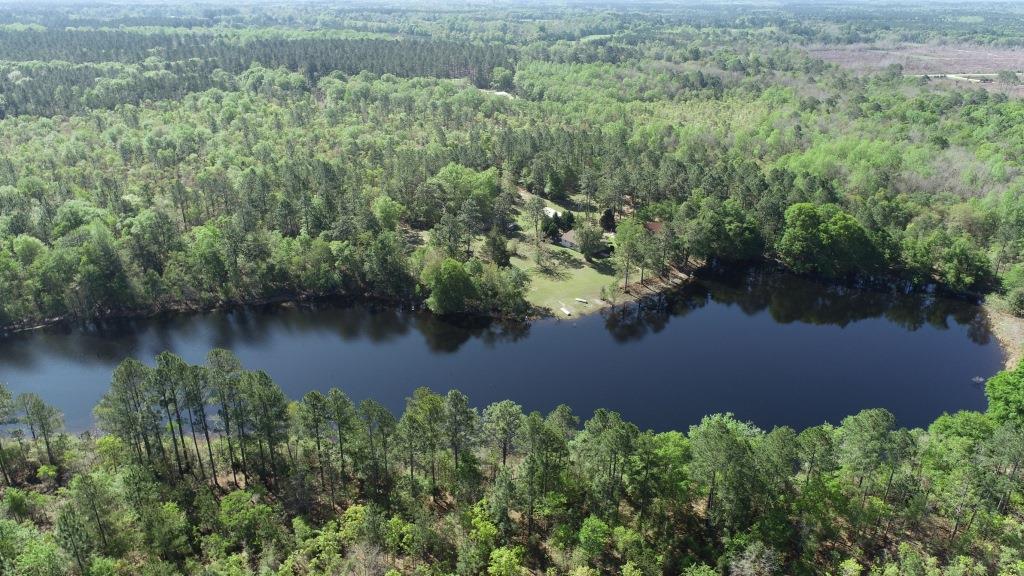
[0, 268, 1004, 432]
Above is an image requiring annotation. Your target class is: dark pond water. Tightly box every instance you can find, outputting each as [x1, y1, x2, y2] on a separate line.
[0, 268, 1004, 432]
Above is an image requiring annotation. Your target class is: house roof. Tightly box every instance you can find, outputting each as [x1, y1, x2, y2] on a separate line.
[644, 220, 664, 234]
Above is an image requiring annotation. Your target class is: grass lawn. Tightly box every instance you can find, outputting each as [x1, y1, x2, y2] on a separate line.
[511, 190, 618, 316]
[510, 241, 618, 317]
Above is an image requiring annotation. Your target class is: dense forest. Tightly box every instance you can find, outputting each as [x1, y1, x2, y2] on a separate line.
[0, 350, 1021, 575]
[3, 1, 1024, 331]
[1, 1, 1024, 574]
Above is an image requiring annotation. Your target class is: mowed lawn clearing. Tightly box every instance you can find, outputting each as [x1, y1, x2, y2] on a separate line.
[510, 242, 616, 317]
[510, 190, 618, 316]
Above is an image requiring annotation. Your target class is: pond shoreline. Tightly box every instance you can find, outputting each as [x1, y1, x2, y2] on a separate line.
[984, 304, 1024, 369]
[538, 268, 695, 320]
[0, 266, 695, 336]
[4, 265, 1015, 375]
[1, 265, 1000, 433]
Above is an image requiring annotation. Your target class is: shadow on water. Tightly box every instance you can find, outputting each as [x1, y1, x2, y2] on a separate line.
[0, 267, 993, 369]
[602, 266, 991, 346]
[0, 266, 1002, 432]
[0, 298, 534, 368]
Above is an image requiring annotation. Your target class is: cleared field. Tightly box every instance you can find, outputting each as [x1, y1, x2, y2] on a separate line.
[511, 190, 618, 317]
[510, 242, 617, 317]
[807, 43, 1024, 75]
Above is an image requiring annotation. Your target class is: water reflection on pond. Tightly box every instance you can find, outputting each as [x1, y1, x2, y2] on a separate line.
[0, 268, 1003, 432]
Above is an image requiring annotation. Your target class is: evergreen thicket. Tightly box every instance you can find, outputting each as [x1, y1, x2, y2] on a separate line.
[0, 353, 1022, 575]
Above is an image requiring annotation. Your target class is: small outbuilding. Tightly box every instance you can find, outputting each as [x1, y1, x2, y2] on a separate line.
[557, 229, 579, 249]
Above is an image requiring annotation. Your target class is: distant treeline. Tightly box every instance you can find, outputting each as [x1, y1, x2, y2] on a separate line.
[0, 29, 515, 116]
